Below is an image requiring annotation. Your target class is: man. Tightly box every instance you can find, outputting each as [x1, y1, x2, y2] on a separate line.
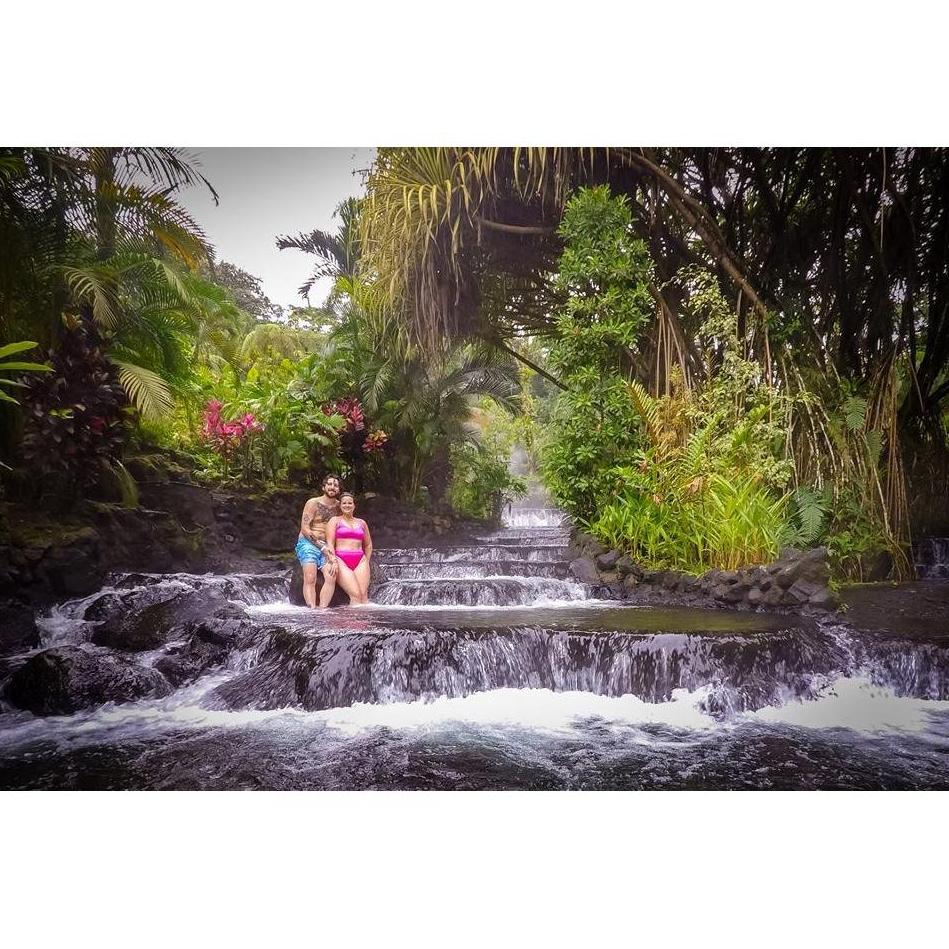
[295, 474, 342, 608]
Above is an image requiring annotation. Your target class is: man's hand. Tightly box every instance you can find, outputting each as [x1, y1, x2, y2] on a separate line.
[324, 556, 338, 578]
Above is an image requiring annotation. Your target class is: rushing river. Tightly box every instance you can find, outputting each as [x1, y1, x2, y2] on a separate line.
[1, 509, 948, 789]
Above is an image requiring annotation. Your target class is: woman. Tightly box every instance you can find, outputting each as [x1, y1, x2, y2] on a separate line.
[326, 492, 373, 605]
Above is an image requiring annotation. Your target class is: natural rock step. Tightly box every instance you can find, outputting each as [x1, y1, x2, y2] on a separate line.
[203, 623, 854, 715]
[371, 577, 588, 607]
[377, 546, 568, 564]
[373, 561, 574, 581]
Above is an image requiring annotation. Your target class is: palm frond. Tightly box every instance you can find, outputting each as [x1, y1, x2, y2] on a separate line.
[111, 358, 175, 419]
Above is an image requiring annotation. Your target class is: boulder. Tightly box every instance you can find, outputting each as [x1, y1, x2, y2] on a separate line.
[787, 578, 824, 605]
[595, 549, 622, 571]
[0, 601, 40, 656]
[761, 585, 789, 608]
[615, 555, 643, 580]
[575, 531, 608, 559]
[807, 587, 840, 610]
[747, 566, 772, 591]
[89, 586, 241, 652]
[151, 615, 255, 687]
[569, 557, 602, 584]
[798, 547, 830, 585]
[5, 645, 171, 715]
[92, 597, 190, 651]
[771, 559, 802, 589]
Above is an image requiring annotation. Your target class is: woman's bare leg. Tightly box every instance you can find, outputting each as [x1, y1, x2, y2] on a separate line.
[334, 561, 362, 604]
[302, 563, 319, 608]
[353, 558, 371, 603]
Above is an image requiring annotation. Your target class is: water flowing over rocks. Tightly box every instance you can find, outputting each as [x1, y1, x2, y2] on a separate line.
[0, 498, 947, 789]
[204, 621, 852, 715]
[0, 470, 491, 618]
[5, 645, 171, 715]
[916, 538, 949, 580]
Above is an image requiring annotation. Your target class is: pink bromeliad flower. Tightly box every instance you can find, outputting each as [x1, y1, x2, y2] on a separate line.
[200, 401, 264, 451]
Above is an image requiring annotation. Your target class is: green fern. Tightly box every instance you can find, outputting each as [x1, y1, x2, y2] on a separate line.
[790, 486, 828, 544]
[843, 395, 868, 432]
[863, 429, 883, 468]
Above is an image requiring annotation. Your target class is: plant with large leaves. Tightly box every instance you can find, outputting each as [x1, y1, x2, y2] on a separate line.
[0, 341, 51, 406]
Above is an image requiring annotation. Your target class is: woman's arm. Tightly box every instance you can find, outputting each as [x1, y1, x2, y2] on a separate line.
[362, 520, 373, 560]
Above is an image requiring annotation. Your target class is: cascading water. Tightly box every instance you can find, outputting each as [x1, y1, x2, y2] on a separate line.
[916, 538, 949, 580]
[1, 509, 948, 789]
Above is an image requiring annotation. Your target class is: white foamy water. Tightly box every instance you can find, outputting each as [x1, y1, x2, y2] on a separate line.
[5, 671, 948, 758]
[245, 596, 620, 617]
[503, 508, 568, 528]
[748, 675, 949, 734]
[305, 686, 719, 735]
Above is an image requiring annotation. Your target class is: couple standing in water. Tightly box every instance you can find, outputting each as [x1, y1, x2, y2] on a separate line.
[295, 474, 374, 608]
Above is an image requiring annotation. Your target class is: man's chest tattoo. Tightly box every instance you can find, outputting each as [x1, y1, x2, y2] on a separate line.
[313, 501, 337, 524]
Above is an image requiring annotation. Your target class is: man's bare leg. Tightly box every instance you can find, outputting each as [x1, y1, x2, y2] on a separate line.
[318, 564, 337, 608]
[302, 563, 319, 609]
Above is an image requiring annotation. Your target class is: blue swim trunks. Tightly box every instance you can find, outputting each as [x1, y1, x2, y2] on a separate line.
[295, 536, 327, 568]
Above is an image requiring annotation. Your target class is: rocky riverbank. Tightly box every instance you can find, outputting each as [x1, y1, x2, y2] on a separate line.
[569, 531, 840, 614]
[0, 456, 490, 653]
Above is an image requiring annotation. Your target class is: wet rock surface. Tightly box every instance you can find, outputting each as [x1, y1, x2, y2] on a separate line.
[0, 505, 948, 790]
[288, 562, 355, 608]
[0, 473, 490, 610]
[4, 645, 171, 715]
[0, 601, 40, 657]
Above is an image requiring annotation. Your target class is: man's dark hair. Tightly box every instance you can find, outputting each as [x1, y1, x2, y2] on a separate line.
[322, 473, 342, 487]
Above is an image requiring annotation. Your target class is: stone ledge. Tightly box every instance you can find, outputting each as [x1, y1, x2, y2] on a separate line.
[571, 536, 839, 614]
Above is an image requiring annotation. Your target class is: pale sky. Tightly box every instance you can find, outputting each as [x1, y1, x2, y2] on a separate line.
[179, 147, 375, 312]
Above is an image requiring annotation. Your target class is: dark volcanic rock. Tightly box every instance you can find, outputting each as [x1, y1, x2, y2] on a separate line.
[89, 587, 242, 651]
[575, 531, 608, 559]
[569, 557, 602, 584]
[36, 528, 102, 597]
[0, 601, 40, 656]
[621, 546, 837, 615]
[92, 597, 190, 651]
[595, 549, 621, 571]
[615, 556, 644, 580]
[5, 645, 171, 715]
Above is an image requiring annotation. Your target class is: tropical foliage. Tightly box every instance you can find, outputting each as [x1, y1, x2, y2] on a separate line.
[3, 146, 947, 569]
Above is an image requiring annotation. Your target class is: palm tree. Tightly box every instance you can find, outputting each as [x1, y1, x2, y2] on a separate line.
[276, 196, 362, 308]
[1, 147, 216, 342]
[0, 147, 236, 419]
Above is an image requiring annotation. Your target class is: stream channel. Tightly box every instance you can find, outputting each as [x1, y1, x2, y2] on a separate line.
[1, 506, 948, 789]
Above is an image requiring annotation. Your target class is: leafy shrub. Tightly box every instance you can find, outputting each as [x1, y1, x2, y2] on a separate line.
[541, 186, 655, 520]
[20, 320, 129, 499]
[585, 268, 796, 573]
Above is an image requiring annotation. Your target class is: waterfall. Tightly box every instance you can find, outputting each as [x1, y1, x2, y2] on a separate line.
[916, 538, 949, 580]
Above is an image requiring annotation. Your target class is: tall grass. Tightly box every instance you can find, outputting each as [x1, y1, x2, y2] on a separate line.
[592, 468, 789, 574]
